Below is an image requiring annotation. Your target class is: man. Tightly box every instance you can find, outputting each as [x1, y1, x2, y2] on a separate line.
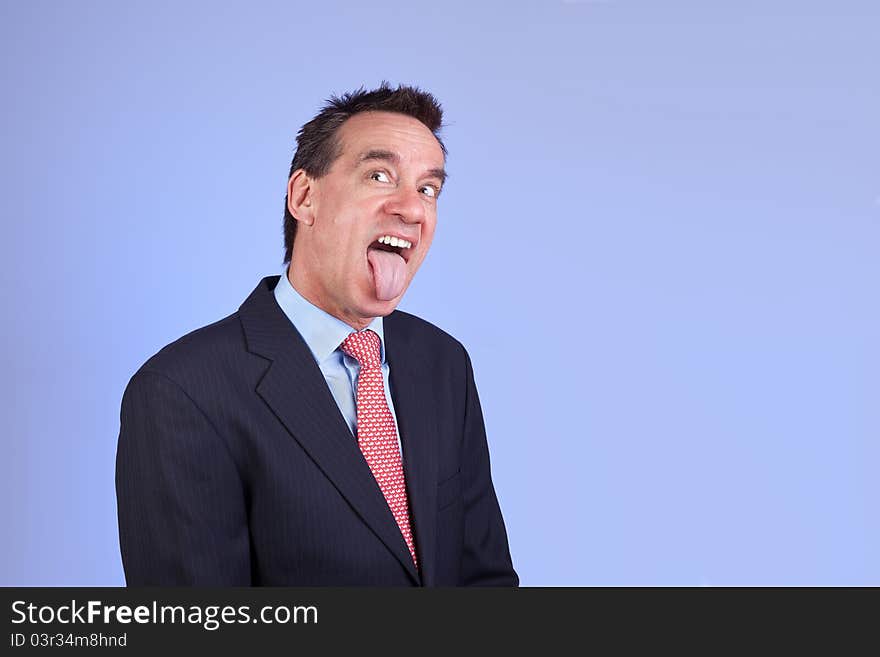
[115, 83, 518, 586]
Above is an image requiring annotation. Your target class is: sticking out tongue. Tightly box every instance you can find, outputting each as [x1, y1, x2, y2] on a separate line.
[367, 247, 407, 300]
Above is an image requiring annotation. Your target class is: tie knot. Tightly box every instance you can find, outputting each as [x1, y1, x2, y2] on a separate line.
[339, 329, 382, 368]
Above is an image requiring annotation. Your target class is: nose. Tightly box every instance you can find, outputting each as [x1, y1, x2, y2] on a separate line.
[383, 186, 427, 225]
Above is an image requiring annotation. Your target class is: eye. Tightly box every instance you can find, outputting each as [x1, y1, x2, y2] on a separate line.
[420, 185, 439, 198]
[370, 171, 391, 183]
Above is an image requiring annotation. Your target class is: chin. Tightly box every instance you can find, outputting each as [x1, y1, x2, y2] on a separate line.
[354, 280, 410, 319]
[363, 296, 401, 318]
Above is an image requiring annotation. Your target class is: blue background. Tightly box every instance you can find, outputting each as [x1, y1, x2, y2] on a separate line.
[2, 0, 878, 586]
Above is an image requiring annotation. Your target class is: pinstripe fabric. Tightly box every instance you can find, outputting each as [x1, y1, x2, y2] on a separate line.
[115, 276, 518, 586]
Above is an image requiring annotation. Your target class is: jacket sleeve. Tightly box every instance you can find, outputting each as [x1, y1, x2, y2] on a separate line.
[458, 346, 519, 586]
[115, 369, 251, 585]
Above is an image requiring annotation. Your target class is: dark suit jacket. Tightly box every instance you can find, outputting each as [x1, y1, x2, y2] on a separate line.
[115, 275, 518, 586]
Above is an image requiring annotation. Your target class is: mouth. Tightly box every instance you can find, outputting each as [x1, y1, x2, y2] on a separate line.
[365, 233, 416, 302]
[367, 233, 417, 264]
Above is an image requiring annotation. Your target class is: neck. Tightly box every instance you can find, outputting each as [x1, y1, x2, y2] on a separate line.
[286, 265, 373, 331]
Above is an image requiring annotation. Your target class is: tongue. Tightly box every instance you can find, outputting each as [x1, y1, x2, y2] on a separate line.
[367, 248, 407, 300]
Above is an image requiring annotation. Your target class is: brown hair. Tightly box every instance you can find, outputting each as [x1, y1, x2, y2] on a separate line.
[282, 81, 446, 264]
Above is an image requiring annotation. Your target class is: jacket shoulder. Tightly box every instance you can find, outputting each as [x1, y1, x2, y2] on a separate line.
[386, 309, 468, 358]
[131, 312, 246, 384]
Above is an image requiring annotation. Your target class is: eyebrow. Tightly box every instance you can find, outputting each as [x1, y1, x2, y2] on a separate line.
[357, 148, 448, 186]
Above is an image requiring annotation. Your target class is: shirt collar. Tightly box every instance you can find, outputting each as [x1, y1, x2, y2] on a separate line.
[273, 267, 386, 365]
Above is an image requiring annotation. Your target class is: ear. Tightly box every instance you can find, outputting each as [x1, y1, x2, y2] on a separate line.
[287, 169, 316, 226]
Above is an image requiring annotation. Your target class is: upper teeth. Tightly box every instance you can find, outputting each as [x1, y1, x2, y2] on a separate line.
[378, 235, 412, 249]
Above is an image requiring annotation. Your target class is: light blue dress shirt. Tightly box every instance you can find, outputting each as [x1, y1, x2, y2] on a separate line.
[273, 268, 403, 456]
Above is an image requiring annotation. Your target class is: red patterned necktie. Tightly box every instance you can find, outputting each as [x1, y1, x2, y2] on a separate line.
[339, 329, 418, 568]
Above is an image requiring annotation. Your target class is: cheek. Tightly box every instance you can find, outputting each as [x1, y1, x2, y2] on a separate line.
[412, 237, 434, 270]
[422, 219, 437, 249]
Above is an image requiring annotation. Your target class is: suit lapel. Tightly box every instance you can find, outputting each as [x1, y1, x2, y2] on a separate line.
[385, 312, 440, 587]
[239, 277, 420, 585]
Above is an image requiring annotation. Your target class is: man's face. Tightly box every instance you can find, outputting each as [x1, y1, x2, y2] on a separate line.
[288, 111, 446, 329]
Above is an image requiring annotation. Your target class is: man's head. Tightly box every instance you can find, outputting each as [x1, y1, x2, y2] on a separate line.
[283, 83, 447, 330]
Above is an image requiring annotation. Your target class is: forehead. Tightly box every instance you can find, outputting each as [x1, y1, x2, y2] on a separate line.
[336, 111, 445, 168]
